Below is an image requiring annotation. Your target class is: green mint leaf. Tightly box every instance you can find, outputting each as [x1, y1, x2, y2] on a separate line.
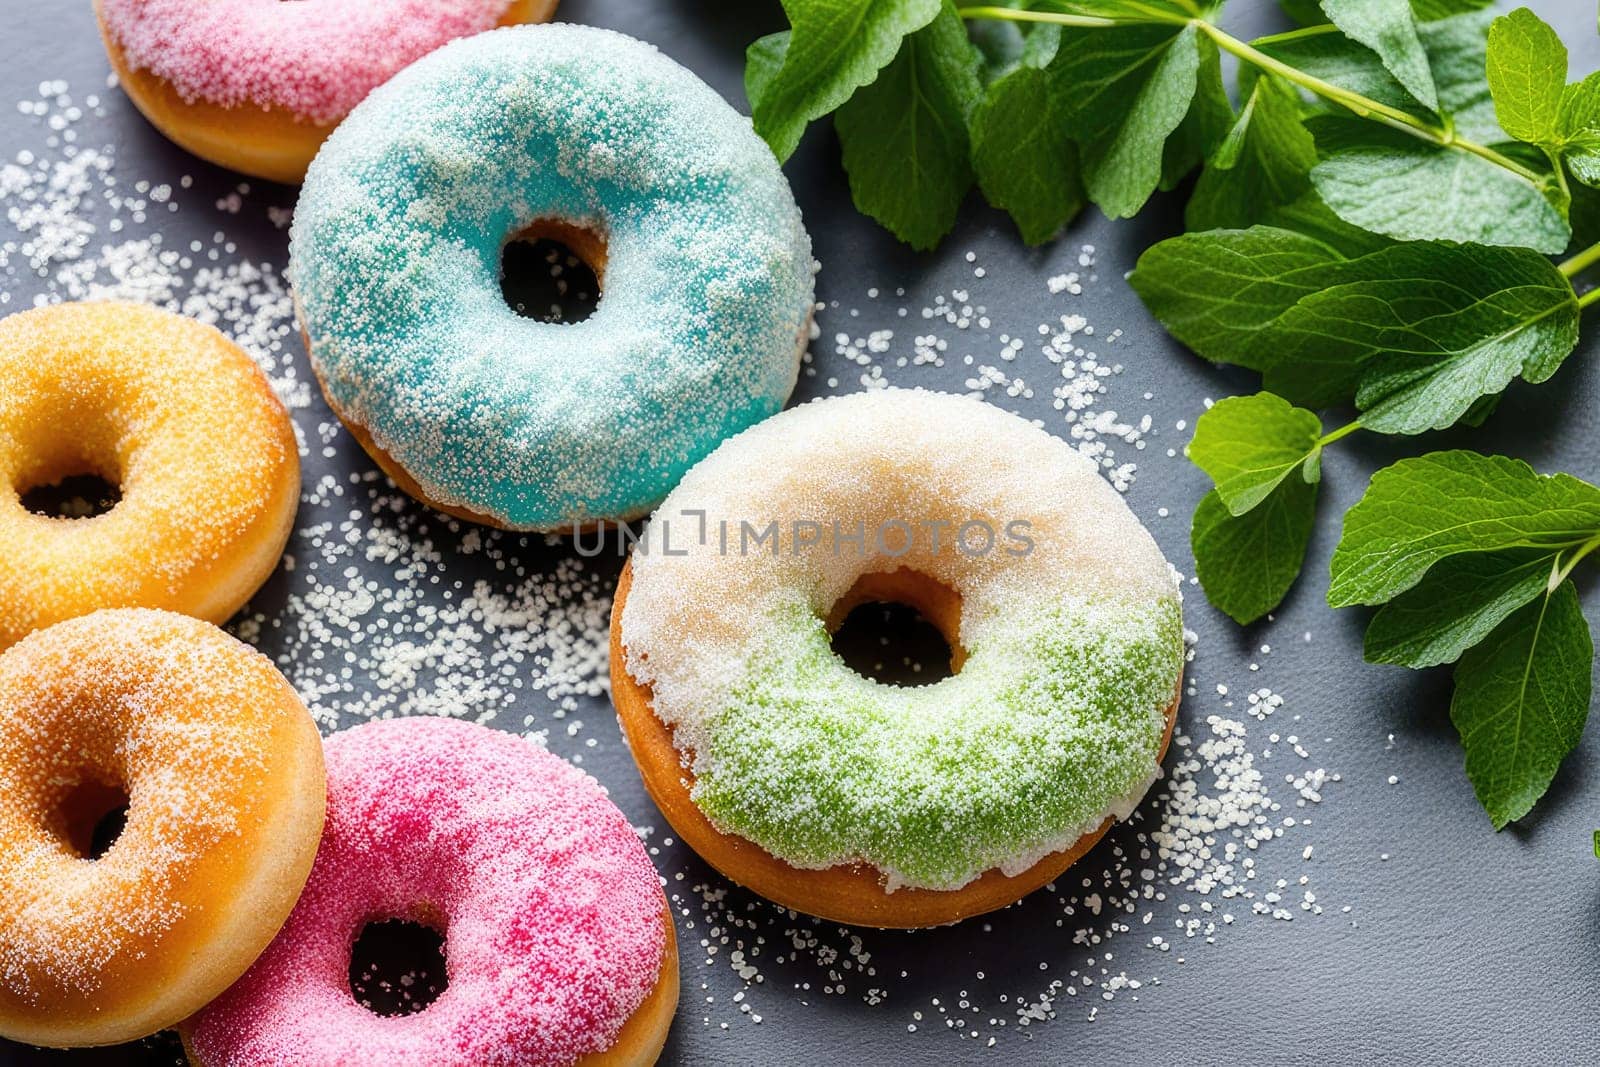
[835, 4, 981, 250]
[1417, 10, 1505, 144]
[1259, 13, 1503, 144]
[971, 67, 1084, 244]
[751, 0, 942, 162]
[1451, 580, 1593, 829]
[1257, 26, 1417, 114]
[1410, 0, 1493, 19]
[1561, 73, 1600, 136]
[1189, 394, 1324, 516]
[1258, 192, 1398, 257]
[1568, 147, 1600, 189]
[1128, 226, 1356, 381]
[1280, 0, 1329, 25]
[1048, 23, 1205, 218]
[1160, 33, 1233, 193]
[1186, 74, 1318, 231]
[1321, 0, 1439, 111]
[1310, 124, 1570, 252]
[1270, 241, 1580, 433]
[1192, 475, 1319, 625]
[1136, 228, 1574, 430]
[746, 31, 789, 112]
[1328, 451, 1600, 607]
[1485, 7, 1567, 146]
[1558, 72, 1600, 186]
[1364, 548, 1553, 667]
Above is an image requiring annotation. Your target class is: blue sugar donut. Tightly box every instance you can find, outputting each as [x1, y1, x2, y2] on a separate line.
[290, 25, 813, 530]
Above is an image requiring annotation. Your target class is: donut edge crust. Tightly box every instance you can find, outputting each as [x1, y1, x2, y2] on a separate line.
[164, 324, 302, 632]
[609, 560, 1183, 930]
[94, 0, 559, 185]
[572, 902, 679, 1067]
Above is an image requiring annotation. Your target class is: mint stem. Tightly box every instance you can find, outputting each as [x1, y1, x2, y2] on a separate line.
[1196, 24, 1545, 185]
[1559, 239, 1600, 280]
[956, 8, 1548, 188]
[1318, 420, 1362, 448]
[954, 6, 1125, 29]
[1551, 532, 1600, 590]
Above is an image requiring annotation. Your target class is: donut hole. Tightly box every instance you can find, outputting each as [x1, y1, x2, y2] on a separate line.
[58, 779, 131, 860]
[349, 917, 448, 1017]
[500, 219, 605, 324]
[15, 439, 123, 520]
[20, 472, 122, 519]
[825, 569, 966, 687]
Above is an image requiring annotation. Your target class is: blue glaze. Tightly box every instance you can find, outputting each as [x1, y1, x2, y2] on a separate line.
[291, 25, 813, 529]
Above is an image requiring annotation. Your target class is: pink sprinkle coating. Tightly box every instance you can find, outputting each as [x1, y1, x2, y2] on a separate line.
[186, 717, 669, 1067]
[98, 0, 520, 125]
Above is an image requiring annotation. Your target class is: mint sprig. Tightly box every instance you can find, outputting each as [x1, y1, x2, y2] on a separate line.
[1330, 452, 1600, 827]
[743, 3, 1600, 825]
[746, 2, 1572, 251]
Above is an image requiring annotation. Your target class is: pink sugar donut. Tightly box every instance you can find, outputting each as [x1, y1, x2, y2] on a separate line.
[185, 717, 677, 1067]
[93, 0, 559, 183]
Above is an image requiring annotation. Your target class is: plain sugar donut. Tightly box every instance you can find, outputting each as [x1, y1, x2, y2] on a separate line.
[185, 717, 678, 1067]
[0, 609, 325, 1047]
[0, 302, 299, 650]
[290, 24, 813, 531]
[612, 389, 1184, 927]
[94, 0, 558, 183]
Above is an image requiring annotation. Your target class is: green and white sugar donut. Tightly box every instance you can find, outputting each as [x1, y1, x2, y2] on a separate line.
[619, 388, 1184, 892]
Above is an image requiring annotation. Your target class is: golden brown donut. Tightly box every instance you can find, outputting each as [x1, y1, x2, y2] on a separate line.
[0, 609, 326, 1047]
[0, 302, 298, 651]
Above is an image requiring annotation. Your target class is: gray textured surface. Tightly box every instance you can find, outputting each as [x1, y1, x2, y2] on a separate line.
[3, 1, 1599, 1064]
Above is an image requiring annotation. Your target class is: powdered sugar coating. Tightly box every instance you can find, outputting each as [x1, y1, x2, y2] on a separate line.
[0, 609, 310, 1014]
[291, 25, 813, 529]
[187, 717, 669, 1067]
[620, 389, 1183, 891]
[97, 0, 522, 126]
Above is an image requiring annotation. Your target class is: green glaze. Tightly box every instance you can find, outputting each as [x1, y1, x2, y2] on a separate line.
[688, 596, 1184, 890]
